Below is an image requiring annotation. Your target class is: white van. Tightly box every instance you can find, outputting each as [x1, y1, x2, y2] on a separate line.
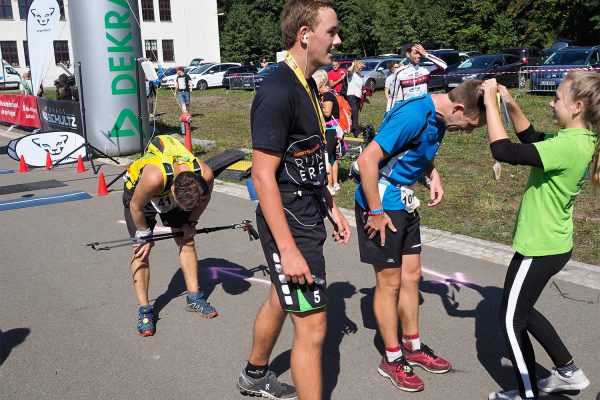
[0, 59, 22, 90]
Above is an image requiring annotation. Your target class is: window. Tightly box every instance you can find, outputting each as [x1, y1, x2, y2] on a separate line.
[53, 40, 70, 64]
[57, 0, 65, 20]
[145, 40, 158, 62]
[162, 39, 174, 62]
[141, 0, 154, 21]
[158, 0, 171, 21]
[0, 0, 13, 19]
[23, 41, 29, 66]
[18, 0, 32, 19]
[0, 41, 19, 66]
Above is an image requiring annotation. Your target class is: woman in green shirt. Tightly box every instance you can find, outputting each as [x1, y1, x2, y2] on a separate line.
[481, 71, 600, 400]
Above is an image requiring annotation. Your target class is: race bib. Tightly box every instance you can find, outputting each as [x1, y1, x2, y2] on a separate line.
[400, 184, 420, 213]
[150, 194, 177, 213]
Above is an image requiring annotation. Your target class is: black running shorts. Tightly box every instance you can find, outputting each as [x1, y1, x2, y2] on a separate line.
[256, 212, 328, 313]
[123, 188, 192, 237]
[355, 201, 421, 267]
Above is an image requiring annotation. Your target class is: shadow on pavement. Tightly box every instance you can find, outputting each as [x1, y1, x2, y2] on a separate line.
[420, 279, 573, 399]
[0, 328, 30, 366]
[152, 257, 254, 324]
[323, 282, 358, 400]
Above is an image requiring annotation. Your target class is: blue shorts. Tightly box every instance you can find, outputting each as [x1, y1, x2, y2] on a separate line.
[177, 91, 190, 105]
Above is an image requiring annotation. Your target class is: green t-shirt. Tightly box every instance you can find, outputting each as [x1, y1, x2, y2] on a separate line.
[512, 128, 597, 256]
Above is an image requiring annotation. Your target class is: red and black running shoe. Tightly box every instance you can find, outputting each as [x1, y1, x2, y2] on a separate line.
[402, 343, 452, 373]
[377, 356, 424, 392]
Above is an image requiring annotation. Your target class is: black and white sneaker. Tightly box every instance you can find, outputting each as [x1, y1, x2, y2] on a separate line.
[238, 369, 297, 399]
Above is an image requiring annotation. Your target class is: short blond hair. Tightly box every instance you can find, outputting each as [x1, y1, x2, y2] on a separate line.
[281, 0, 335, 50]
[312, 69, 328, 87]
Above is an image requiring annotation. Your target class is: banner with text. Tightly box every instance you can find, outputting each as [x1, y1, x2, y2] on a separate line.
[0, 94, 41, 128]
[37, 98, 83, 134]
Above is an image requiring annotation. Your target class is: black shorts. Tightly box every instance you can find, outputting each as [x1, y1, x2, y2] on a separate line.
[256, 212, 328, 313]
[122, 188, 192, 237]
[355, 201, 421, 267]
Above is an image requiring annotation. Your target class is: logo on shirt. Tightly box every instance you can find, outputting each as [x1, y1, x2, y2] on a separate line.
[285, 135, 326, 185]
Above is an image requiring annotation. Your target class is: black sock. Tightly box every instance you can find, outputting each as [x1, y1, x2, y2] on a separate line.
[245, 362, 268, 379]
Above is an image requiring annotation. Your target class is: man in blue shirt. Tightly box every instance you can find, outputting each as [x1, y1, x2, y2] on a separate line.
[355, 80, 486, 393]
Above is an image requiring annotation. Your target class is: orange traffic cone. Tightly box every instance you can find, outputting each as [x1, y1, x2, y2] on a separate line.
[76, 155, 86, 173]
[45, 151, 53, 170]
[19, 155, 29, 172]
[97, 172, 109, 196]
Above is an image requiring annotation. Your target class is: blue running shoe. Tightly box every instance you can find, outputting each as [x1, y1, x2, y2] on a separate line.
[186, 291, 218, 318]
[137, 305, 155, 337]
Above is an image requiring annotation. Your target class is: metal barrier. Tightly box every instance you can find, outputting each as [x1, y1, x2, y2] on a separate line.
[516, 66, 593, 96]
[228, 73, 256, 91]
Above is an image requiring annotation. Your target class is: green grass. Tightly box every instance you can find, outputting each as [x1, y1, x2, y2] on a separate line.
[8, 85, 599, 264]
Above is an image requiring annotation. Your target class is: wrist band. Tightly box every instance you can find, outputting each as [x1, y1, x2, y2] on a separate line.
[135, 228, 152, 239]
[368, 208, 384, 216]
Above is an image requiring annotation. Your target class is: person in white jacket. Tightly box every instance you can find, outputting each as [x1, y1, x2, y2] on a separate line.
[387, 43, 447, 111]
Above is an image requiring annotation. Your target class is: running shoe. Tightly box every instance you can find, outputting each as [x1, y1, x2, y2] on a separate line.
[538, 368, 590, 393]
[186, 291, 218, 318]
[402, 343, 452, 373]
[332, 183, 341, 193]
[238, 369, 297, 399]
[137, 305, 155, 337]
[377, 356, 424, 392]
[488, 390, 525, 400]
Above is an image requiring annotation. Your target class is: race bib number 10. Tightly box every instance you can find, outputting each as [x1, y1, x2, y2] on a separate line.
[400, 185, 420, 213]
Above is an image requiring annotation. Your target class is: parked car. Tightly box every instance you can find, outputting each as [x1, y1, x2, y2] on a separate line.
[360, 57, 403, 90]
[530, 46, 600, 92]
[222, 65, 258, 89]
[189, 58, 205, 67]
[459, 51, 483, 63]
[444, 54, 525, 90]
[502, 47, 544, 66]
[188, 62, 241, 90]
[160, 64, 217, 89]
[0, 59, 21, 90]
[254, 63, 282, 89]
[332, 53, 359, 62]
[422, 49, 461, 90]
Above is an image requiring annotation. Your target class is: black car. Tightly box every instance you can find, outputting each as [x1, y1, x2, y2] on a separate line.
[253, 63, 282, 89]
[502, 47, 544, 66]
[444, 54, 525, 91]
[222, 65, 258, 89]
[424, 49, 461, 90]
[332, 53, 359, 62]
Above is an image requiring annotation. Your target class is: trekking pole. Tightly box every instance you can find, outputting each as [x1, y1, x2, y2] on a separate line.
[86, 220, 259, 251]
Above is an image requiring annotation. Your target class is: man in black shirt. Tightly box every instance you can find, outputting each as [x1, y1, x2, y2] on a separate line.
[237, 1, 350, 399]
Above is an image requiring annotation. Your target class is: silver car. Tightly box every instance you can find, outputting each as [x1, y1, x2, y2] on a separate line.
[359, 57, 403, 90]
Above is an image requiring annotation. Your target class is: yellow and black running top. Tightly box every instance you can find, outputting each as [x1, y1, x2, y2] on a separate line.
[124, 135, 203, 196]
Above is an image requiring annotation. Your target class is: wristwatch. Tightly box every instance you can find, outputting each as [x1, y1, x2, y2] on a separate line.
[187, 220, 198, 227]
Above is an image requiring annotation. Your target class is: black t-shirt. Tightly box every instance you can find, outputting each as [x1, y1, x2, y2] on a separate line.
[251, 62, 327, 225]
[321, 91, 339, 124]
[176, 74, 191, 92]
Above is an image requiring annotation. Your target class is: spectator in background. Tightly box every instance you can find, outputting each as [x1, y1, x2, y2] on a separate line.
[384, 61, 407, 112]
[387, 43, 447, 109]
[314, 69, 341, 195]
[156, 64, 165, 86]
[346, 60, 365, 136]
[19, 71, 33, 96]
[259, 58, 269, 68]
[328, 59, 347, 95]
[175, 66, 193, 114]
[55, 74, 74, 101]
[145, 77, 157, 118]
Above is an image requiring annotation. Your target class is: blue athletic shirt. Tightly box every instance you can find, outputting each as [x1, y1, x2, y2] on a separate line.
[355, 94, 445, 210]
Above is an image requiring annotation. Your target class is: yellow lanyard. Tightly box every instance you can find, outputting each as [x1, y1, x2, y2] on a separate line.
[285, 51, 327, 143]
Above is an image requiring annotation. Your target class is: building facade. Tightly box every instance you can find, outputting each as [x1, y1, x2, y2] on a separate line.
[0, 0, 220, 86]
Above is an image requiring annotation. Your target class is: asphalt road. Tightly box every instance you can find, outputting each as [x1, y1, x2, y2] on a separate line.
[1, 131, 599, 400]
